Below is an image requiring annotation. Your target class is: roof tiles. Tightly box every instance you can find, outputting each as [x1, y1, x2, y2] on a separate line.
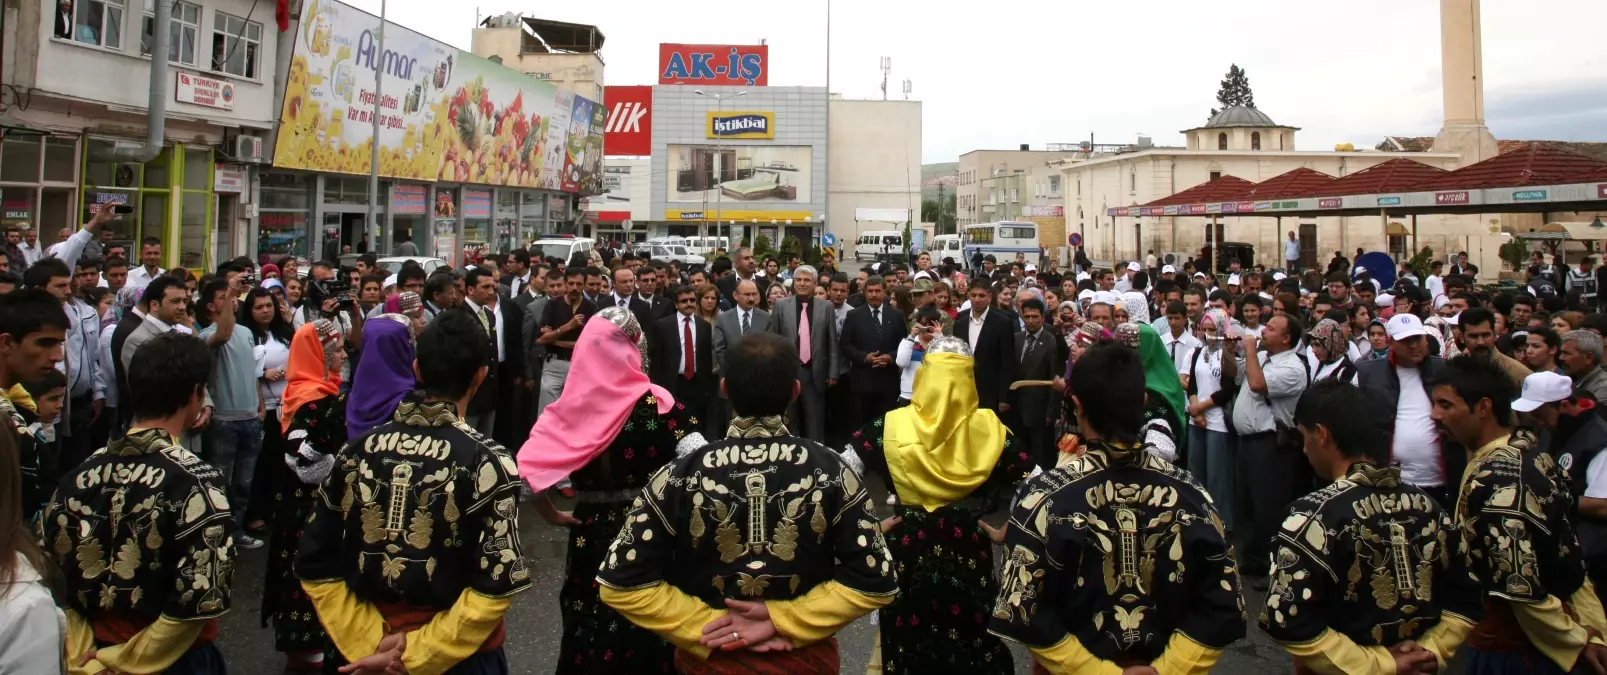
[1407, 142, 1607, 191]
[1140, 176, 1256, 207]
[1310, 159, 1448, 197]
[1244, 167, 1336, 200]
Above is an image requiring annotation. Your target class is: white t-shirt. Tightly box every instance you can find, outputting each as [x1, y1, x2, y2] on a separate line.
[1584, 451, 1607, 499]
[1393, 366, 1444, 487]
[254, 338, 291, 409]
[1187, 346, 1229, 433]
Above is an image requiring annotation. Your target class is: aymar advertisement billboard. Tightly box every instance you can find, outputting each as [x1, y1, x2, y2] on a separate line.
[658, 43, 768, 86]
[274, 0, 602, 192]
[603, 85, 652, 156]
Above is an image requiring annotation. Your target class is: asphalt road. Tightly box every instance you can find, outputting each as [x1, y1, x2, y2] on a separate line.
[215, 481, 1299, 675]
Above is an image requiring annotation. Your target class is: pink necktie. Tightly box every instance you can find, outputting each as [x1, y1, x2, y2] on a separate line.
[798, 305, 812, 364]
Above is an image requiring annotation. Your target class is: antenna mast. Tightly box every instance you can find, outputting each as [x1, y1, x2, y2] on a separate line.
[879, 57, 891, 100]
[901, 79, 912, 100]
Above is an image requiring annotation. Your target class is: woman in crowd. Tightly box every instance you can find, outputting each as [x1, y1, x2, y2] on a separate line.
[1554, 310, 1585, 334]
[285, 276, 304, 311]
[345, 313, 417, 439]
[263, 319, 346, 671]
[243, 286, 294, 536]
[1348, 303, 1373, 342]
[1307, 318, 1359, 384]
[1183, 308, 1237, 529]
[850, 336, 1030, 675]
[1359, 318, 1391, 362]
[1121, 322, 1186, 463]
[694, 284, 720, 324]
[0, 413, 64, 672]
[261, 262, 280, 281]
[767, 281, 790, 306]
[896, 306, 944, 406]
[517, 307, 702, 675]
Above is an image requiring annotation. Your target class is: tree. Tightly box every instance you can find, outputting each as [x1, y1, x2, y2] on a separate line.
[1208, 64, 1256, 118]
[922, 199, 940, 223]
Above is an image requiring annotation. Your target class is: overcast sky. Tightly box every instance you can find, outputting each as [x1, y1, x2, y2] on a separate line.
[342, 0, 1607, 164]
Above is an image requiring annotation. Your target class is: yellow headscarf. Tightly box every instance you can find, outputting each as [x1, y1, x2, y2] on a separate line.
[882, 350, 1009, 511]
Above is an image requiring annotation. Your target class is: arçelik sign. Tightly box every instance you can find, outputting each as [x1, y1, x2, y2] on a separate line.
[706, 112, 774, 140]
[658, 44, 768, 86]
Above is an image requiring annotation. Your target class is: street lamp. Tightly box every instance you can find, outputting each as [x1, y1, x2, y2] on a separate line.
[694, 89, 748, 244]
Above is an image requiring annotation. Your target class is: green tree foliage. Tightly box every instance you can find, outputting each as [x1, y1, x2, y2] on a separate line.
[1209, 64, 1256, 118]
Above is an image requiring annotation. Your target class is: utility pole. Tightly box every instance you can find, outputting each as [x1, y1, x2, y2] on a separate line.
[365, 0, 387, 254]
[936, 182, 947, 234]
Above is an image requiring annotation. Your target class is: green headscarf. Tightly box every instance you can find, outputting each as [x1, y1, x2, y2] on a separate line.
[1136, 323, 1189, 453]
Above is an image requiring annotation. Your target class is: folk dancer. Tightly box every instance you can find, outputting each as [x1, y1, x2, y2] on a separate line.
[599, 332, 898, 674]
[1259, 379, 1484, 674]
[1429, 356, 1607, 674]
[295, 311, 530, 674]
[989, 341, 1246, 673]
[849, 336, 1033, 673]
[43, 333, 237, 674]
[517, 306, 706, 674]
[262, 319, 346, 671]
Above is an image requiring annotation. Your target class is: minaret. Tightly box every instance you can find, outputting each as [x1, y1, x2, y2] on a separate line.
[1432, 0, 1499, 166]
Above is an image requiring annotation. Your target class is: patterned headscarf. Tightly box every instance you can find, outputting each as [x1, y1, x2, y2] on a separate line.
[1119, 294, 1151, 325]
[927, 335, 972, 356]
[116, 285, 142, 311]
[1074, 321, 1111, 346]
[1114, 322, 1143, 348]
[598, 306, 649, 374]
[1309, 319, 1347, 363]
[311, 319, 341, 371]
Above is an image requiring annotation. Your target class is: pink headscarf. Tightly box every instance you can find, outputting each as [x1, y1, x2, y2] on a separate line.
[517, 312, 675, 492]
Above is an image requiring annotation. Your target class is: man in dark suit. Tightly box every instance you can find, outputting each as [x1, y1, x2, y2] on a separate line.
[461, 267, 524, 448]
[839, 276, 904, 432]
[515, 265, 554, 421]
[954, 282, 1017, 412]
[715, 247, 771, 309]
[1012, 298, 1068, 469]
[499, 249, 535, 297]
[764, 265, 839, 442]
[649, 285, 715, 425]
[631, 264, 673, 324]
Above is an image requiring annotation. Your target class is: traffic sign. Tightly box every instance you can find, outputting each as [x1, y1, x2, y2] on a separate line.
[621, 219, 634, 232]
[1068, 232, 1083, 247]
[821, 233, 837, 247]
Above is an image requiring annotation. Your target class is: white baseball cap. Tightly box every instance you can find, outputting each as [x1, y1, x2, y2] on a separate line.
[1077, 289, 1096, 301]
[1227, 274, 1242, 286]
[1513, 371, 1574, 412]
[1092, 291, 1118, 306]
[1161, 264, 1176, 274]
[1376, 292, 1394, 307]
[1386, 313, 1430, 340]
[1076, 271, 1091, 282]
[1354, 266, 1367, 275]
[1127, 261, 1142, 272]
[1193, 271, 1207, 278]
[1025, 264, 1037, 272]
[1272, 272, 1287, 281]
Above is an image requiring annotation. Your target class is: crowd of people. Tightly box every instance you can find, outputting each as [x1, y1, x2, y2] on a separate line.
[6, 210, 1607, 675]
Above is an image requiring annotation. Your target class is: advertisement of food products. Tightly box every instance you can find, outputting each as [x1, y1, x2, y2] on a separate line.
[665, 145, 811, 203]
[274, 0, 602, 192]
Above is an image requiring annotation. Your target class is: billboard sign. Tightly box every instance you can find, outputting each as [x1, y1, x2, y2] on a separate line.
[707, 112, 774, 140]
[176, 71, 235, 110]
[603, 85, 652, 156]
[666, 145, 810, 203]
[273, 0, 601, 192]
[658, 43, 768, 86]
[1435, 191, 1470, 205]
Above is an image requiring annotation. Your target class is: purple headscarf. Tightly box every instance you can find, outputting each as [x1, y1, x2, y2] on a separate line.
[346, 317, 417, 438]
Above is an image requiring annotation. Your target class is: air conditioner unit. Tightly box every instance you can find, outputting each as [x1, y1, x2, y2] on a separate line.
[235, 135, 264, 163]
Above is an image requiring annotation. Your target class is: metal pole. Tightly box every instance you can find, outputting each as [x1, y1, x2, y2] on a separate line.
[824, 0, 831, 250]
[365, 0, 387, 254]
[716, 93, 724, 245]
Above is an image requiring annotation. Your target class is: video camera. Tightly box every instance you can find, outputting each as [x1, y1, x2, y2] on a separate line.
[306, 277, 352, 306]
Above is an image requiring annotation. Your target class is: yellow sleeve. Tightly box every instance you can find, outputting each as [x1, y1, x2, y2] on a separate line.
[1150, 631, 1227, 675]
[1511, 594, 1593, 672]
[765, 580, 894, 647]
[1571, 579, 1607, 638]
[1280, 628, 1395, 675]
[1417, 613, 1477, 671]
[300, 579, 386, 663]
[92, 616, 206, 675]
[599, 583, 724, 660]
[400, 589, 511, 675]
[1026, 634, 1124, 675]
[64, 610, 106, 675]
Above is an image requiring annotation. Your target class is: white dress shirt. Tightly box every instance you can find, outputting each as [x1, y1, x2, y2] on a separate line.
[510, 271, 532, 297]
[126, 264, 166, 291]
[609, 292, 633, 309]
[735, 308, 756, 334]
[967, 308, 988, 349]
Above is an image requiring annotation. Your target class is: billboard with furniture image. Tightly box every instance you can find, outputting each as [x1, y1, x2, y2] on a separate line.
[665, 145, 811, 204]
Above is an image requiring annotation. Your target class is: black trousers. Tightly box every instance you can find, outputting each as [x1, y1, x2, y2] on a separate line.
[57, 393, 97, 472]
[246, 409, 285, 528]
[1234, 431, 1312, 576]
[852, 389, 899, 435]
[1019, 425, 1056, 471]
[824, 376, 855, 446]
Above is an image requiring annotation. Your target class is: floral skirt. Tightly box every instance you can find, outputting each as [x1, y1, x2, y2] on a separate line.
[877, 504, 1013, 675]
[261, 483, 328, 654]
[556, 498, 676, 675]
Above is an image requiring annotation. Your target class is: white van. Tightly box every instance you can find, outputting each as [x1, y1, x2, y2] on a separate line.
[931, 234, 962, 264]
[684, 236, 730, 257]
[854, 230, 905, 262]
[531, 236, 596, 265]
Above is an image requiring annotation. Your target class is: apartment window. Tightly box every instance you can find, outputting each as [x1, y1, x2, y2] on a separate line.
[1217, 133, 1228, 150]
[211, 11, 261, 78]
[1129, 169, 1136, 193]
[142, 0, 201, 65]
[1209, 170, 1222, 181]
[70, 0, 124, 48]
[1048, 175, 1061, 197]
[1251, 132, 1261, 151]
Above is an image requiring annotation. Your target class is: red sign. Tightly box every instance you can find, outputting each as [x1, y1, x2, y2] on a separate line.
[658, 44, 769, 86]
[1598, 184, 1607, 199]
[587, 211, 631, 223]
[1235, 201, 1256, 212]
[1187, 204, 1208, 215]
[1435, 191, 1470, 205]
[604, 86, 653, 157]
[1318, 198, 1343, 209]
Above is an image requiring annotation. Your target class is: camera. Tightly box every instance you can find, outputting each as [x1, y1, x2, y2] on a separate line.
[307, 277, 352, 305]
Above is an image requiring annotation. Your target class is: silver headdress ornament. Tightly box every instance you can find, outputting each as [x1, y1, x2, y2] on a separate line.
[596, 305, 650, 373]
[374, 313, 417, 340]
[311, 318, 342, 371]
[926, 335, 973, 357]
[1113, 322, 1143, 348]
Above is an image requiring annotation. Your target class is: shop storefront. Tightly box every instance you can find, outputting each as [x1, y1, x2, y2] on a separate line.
[259, 172, 313, 264]
[0, 134, 79, 243]
[81, 139, 215, 270]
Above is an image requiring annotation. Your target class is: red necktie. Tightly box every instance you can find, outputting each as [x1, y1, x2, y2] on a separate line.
[682, 316, 695, 380]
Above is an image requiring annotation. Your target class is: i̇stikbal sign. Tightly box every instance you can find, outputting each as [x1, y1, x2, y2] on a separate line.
[706, 112, 774, 140]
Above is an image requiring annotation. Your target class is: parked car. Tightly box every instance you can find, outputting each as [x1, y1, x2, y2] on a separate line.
[531, 236, 597, 266]
[376, 256, 449, 276]
[646, 244, 706, 268]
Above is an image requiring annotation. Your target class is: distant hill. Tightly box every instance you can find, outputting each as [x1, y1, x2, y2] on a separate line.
[921, 162, 957, 201]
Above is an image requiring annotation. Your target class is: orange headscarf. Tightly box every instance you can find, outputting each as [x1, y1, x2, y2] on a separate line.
[280, 321, 342, 433]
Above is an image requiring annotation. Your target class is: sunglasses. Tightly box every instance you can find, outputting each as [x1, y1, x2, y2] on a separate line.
[676, 297, 697, 304]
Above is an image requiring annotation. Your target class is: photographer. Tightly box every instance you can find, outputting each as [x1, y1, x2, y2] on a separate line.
[896, 306, 945, 406]
[291, 261, 364, 382]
